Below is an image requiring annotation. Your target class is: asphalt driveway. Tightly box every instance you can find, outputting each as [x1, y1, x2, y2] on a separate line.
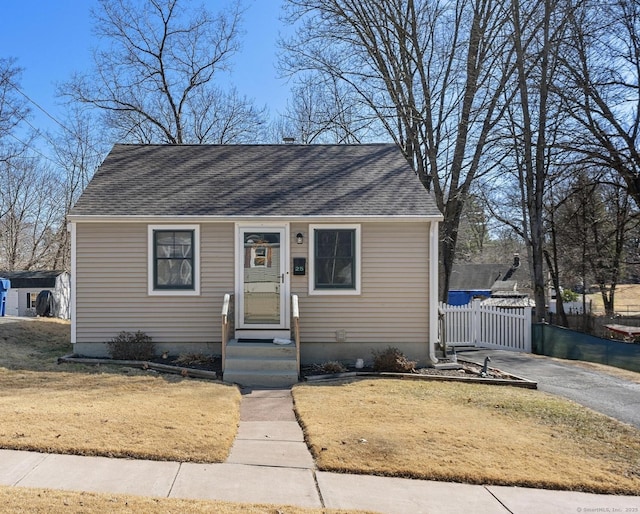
[459, 348, 640, 429]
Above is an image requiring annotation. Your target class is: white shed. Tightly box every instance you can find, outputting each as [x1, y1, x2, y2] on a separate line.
[0, 270, 71, 319]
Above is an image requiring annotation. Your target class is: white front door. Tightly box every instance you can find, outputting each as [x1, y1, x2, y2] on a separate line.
[236, 225, 289, 330]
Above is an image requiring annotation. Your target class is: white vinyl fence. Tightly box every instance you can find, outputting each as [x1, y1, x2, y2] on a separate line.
[439, 300, 532, 352]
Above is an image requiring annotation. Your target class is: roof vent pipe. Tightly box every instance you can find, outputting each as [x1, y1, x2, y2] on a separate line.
[283, 137, 295, 144]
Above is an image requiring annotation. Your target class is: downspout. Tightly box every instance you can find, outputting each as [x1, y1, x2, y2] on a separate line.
[429, 220, 440, 365]
[68, 222, 77, 347]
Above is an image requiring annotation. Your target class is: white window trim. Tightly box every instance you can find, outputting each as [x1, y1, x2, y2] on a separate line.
[148, 224, 200, 296]
[308, 223, 361, 296]
[28, 292, 38, 309]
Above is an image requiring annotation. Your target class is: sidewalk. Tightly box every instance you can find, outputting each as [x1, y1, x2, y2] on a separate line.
[1, 388, 639, 513]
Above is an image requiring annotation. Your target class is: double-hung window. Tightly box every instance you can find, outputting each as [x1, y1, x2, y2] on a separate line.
[148, 225, 200, 295]
[309, 224, 361, 295]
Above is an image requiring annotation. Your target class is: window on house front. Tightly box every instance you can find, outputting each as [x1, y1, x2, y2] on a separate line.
[309, 224, 361, 295]
[28, 292, 38, 309]
[148, 225, 200, 296]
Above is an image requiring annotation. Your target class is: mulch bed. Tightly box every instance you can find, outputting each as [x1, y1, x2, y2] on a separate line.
[60, 354, 536, 388]
[302, 359, 537, 389]
[58, 353, 222, 380]
[149, 354, 222, 373]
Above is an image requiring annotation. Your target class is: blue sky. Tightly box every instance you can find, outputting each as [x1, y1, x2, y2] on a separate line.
[0, 0, 291, 138]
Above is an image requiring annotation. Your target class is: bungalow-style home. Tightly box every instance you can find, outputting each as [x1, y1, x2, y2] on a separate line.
[0, 270, 71, 319]
[68, 144, 443, 386]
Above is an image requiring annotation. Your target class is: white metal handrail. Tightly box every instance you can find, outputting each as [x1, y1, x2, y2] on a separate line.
[221, 293, 232, 372]
[292, 294, 300, 376]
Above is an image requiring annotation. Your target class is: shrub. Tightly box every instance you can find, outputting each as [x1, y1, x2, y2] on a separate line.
[561, 288, 579, 303]
[107, 331, 155, 361]
[313, 361, 348, 374]
[372, 346, 416, 373]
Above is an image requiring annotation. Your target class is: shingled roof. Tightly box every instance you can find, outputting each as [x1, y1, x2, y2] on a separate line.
[448, 264, 505, 291]
[449, 260, 530, 293]
[70, 144, 441, 218]
[0, 270, 67, 289]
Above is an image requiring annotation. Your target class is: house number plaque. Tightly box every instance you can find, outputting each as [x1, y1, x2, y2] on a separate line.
[293, 258, 306, 276]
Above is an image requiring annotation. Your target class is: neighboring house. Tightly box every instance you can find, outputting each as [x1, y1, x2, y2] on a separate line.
[447, 264, 503, 305]
[0, 270, 71, 319]
[448, 254, 529, 306]
[68, 144, 443, 383]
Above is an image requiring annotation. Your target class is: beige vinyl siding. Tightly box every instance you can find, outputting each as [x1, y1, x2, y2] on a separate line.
[76, 220, 431, 349]
[291, 222, 430, 345]
[290, 223, 310, 293]
[75, 222, 234, 343]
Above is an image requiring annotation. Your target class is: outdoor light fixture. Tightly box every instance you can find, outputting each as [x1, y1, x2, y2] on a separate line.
[296, 232, 304, 244]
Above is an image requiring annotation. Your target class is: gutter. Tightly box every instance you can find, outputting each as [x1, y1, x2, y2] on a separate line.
[66, 214, 445, 224]
[429, 220, 440, 365]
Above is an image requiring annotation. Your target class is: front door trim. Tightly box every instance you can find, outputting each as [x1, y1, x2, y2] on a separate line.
[235, 223, 290, 331]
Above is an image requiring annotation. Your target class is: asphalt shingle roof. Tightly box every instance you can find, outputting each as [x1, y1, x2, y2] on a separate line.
[0, 270, 66, 288]
[448, 264, 505, 291]
[70, 144, 441, 218]
[448, 263, 530, 292]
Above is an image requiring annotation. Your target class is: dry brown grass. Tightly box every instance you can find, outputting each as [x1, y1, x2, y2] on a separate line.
[293, 379, 640, 495]
[588, 284, 640, 315]
[0, 319, 241, 462]
[0, 370, 240, 462]
[0, 318, 74, 371]
[0, 486, 372, 514]
[6, 318, 640, 499]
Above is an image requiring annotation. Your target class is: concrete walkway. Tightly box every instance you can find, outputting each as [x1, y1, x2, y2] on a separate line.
[1, 386, 639, 513]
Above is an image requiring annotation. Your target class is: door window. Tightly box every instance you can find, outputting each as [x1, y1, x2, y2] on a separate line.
[243, 232, 281, 325]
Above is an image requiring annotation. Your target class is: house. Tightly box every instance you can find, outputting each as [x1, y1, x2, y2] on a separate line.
[447, 263, 506, 305]
[0, 270, 71, 319]
[68, 144, 443, 385]
[447, 254, 530, 306]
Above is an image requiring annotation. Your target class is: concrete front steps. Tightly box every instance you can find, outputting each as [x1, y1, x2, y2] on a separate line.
[223, 339, 299, 388]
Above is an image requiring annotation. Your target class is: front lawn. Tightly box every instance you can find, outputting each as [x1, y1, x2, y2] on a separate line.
[293, 379, 640, 495]
[0, 319, 240, 462]
[0, 369, 240, 462]
[5, 318, 640, 496]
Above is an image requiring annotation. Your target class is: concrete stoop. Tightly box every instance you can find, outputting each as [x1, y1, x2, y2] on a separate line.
[223, 340, 299, 387]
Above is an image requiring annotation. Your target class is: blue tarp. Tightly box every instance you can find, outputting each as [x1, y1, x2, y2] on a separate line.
[447, 290, 491, 306]
[0, 278, 10, 317]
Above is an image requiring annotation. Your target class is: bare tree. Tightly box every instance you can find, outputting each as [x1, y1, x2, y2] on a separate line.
[187, 86, 267, 144]
[280, 0, 516, 300]
[278, 73, 375, 144]
[62, 0, 265, 144]
[0, 58, 31, 206]
[0, 58, 30, 139]
[555, 172, 640, 316]
[456, 194, 491, 261]
[506, 0, 557, 320]
[47, 107, 108, 270]
[0, 58, 45, 269]
[482, 0, 576, 321]
[558, 0, 640, 208]
[0, 155, 64, 270]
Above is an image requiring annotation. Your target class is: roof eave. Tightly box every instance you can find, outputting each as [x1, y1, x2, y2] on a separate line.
[67, 214, 444, 223]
